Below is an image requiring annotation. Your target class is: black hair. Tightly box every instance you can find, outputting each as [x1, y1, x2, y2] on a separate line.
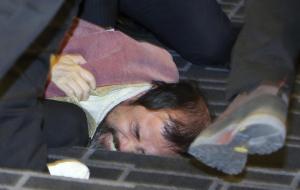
[132, 81, 211, 154]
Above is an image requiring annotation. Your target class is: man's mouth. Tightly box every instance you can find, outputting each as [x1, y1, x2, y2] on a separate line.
[98, 132, 118, 151]
[96, 119, 120, 151]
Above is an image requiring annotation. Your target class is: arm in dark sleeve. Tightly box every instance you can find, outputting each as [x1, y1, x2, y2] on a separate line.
[0, 0, 65, 78]
[0, 0, 80, 171]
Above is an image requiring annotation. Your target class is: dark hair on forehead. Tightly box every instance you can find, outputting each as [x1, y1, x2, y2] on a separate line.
[132, 81, 211, 154]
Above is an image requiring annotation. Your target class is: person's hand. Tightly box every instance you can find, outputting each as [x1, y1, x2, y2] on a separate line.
[50, 54, 96, 101]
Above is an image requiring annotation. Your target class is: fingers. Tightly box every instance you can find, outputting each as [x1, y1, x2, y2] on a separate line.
[50, 54, 96, 100]
[56, 76, 90, 101]
[58, 83, 76, 99]
[73, 76, 91, 100]
[65, 73, 92, 101]
[71, 66, 96, 100]
[67, 54, 87, 65]
[78, 68, 96, 90]
[60, 54, 87, 65]
[66, 79, 86, 101]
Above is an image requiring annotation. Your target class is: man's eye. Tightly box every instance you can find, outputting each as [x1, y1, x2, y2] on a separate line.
[131, 123, 140, 141]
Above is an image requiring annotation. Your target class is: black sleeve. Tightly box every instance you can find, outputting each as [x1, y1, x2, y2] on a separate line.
[0, 0, 80, 171]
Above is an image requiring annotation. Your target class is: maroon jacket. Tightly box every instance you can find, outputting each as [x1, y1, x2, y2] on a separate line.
[45, 19, 179, 97]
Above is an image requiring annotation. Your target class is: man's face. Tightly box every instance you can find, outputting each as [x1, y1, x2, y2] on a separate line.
[98, 104, 176, 156]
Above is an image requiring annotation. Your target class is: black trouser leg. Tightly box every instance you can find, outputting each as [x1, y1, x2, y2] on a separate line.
[42, 100, 88, 148]
[0, 0, 80, 171]
[226, 0, 300, 99]
[119, 0, 235, 65]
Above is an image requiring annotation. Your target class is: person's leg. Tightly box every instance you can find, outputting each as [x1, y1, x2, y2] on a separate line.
[78, 0, 118, 27]
[226, 0, 300, 99]
[42, 100, 89, 148]
[119, 0, 235, 65]
[0, 0, 80, 171]
[188, 0, 300, 174]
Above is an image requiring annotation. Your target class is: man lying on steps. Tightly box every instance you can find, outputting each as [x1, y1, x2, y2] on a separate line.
[46, 19, 211, 156]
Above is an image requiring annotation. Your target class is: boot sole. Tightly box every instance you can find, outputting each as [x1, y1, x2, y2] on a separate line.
[189, 114, 285, 174]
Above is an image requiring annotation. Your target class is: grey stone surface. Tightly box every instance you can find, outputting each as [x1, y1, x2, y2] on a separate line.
[227, 186, 281, 190]
[125, 171, 213, 189]
[0, 172, 20, 186]
[89, 149, 207, 175]
[48, 147, 87, 159]
[287, 113, 300, 138]
[23, 176, 133, 190]
[89, 166, 123, 180]
[217, 169, 294, 187]
[247, 145, 300, 171]
[133, 186, 176, 190]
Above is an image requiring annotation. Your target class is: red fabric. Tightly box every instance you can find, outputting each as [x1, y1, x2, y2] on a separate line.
[45, 19, 179, 97]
